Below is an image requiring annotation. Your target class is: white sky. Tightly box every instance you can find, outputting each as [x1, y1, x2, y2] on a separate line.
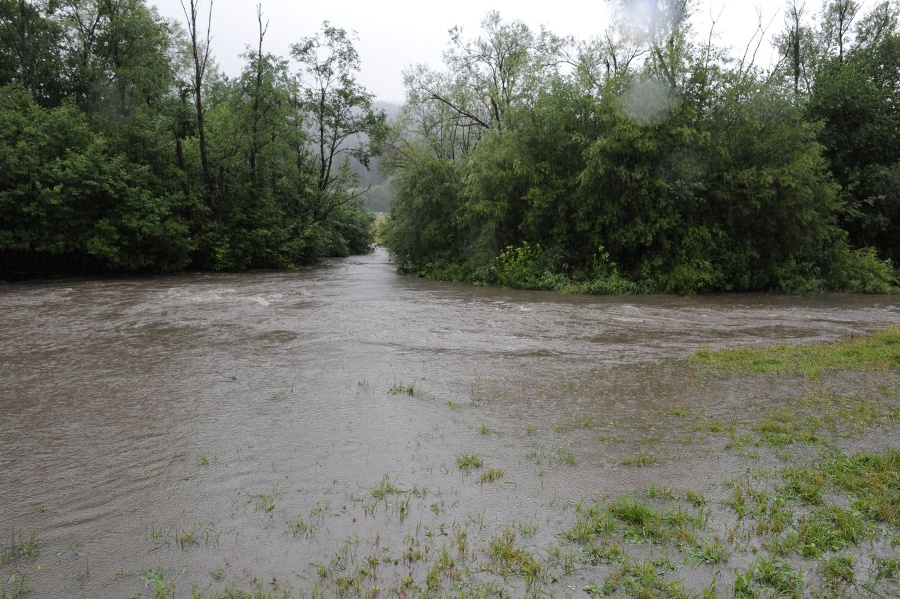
[147, 1, 857, 103]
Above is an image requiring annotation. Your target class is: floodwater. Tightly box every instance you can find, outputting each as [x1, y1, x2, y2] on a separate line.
[0, 248, 897, 597]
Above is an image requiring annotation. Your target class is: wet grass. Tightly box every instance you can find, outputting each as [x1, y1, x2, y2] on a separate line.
[690, 325, 900, 377]
[388, 381, 417, 396]
[0, 533, 37, 599]
[455, 453, 483, 473]
[1, 531, 38, 565]
[620, 451, 659, 467]
[478, 468, 504, 484]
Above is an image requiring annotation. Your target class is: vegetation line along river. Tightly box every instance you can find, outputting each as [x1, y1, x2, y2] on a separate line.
[1, 249, 898, 598]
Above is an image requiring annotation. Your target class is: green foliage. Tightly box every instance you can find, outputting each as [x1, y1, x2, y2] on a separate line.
[492, 242, 564, 290]
[0, 1, 380, 280]
[381, 150, 467, 274]
[384, 8, 898, 294]
[0, 86, 194, 277]
[808, 4, 900, 264]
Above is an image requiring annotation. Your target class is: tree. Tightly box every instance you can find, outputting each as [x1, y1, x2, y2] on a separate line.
[180, 0, 214, 209]
[808, 0, 900, 263]
[405, 12, 566, 137]
[0, 0, 64, 104]
[0, 85, 193, 278]
[774, 0, 819, 95]
[821, 0, 860, 62]
[290, 22, 387, 223]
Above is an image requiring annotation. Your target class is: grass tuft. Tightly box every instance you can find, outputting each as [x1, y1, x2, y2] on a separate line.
[455, 453, 483, 473]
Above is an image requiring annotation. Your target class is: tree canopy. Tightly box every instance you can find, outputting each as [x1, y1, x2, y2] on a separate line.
[0, 0, 383, 279]
[1, 0, 897, 293]
[383, 0, 899, 293]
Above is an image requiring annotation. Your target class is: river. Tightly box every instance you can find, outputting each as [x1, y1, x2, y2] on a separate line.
[1, 248, 897, 597]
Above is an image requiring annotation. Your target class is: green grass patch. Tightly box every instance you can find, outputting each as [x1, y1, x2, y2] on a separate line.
[455, 453, 483, 473]
[750, 556, 804, 598]
[794, 505, 866, 557]
[753, 410, 821, 447]
[588, 557, 693, 598]
[820, 555, 856, 586]
[690, 326, 900, 377]
[620, 452, 659, 467]
[820, 450, 900, 524]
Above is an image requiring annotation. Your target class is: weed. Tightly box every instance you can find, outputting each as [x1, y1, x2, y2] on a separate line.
[610, 498, 664, 541]
[1, 568, 28, 599]
[288, 503, 327, 538]
[486, 529, 541, 579]
[795, 505, 866, 557]
[689, 536, 729, 564]
[389, 382, 416, 396]
[74, 553, 90, 582]
[694, 419, 728, 434]
[753, 410, 820, 446]
[821, 450, 899, 524]
[143, 567, 177, 598]
[1, 531, 38, 565]
[248, 485, 280, 516]
[821, 555, 856, 586]
[478, 424, 491, 435]
[685, 490, 707, 507]
[733, 566, 754, 597]
[397, 494, 411, 522]
[370, 475, 403, 500]
[645, 484, 679, 500]
[872, 556, 899, 580]
[780, 466, 824, 504]
[602, 558, 693, 598]
[455, 453, 483, 473]
[620, 452, 658, 467]
[556, 447, 576, 466]
[753, 556, 804, 598]
[525, 425, 537, 435]
[554, 418, 593, 433]
[175, 522, 203, 548]
[479, 468, 504, 484]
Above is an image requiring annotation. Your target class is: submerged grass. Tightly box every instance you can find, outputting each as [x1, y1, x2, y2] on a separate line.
[11, 329, 900, 599]
[1, 531, 38, 565]
[690, 325, 900, 377]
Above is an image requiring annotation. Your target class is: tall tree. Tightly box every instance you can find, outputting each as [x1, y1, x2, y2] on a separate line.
[406, 11, 566, 136]
[180, 0, 214, 209]
[0, 0, 64, 104]
[821, 0, 860, 62]
[290, 22, 386, 223]
[809, 0, 900, 263]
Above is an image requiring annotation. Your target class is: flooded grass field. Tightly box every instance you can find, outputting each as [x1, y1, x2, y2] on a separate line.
[1, 249, 898, 598]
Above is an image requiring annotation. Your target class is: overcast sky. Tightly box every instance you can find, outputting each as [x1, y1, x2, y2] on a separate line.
[147, 0, 858, 103]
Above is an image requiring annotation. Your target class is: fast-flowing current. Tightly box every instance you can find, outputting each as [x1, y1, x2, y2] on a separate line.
[1, 248, 897, 597]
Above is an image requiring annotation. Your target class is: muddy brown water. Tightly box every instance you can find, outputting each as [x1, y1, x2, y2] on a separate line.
[1, 248, 898, 597]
